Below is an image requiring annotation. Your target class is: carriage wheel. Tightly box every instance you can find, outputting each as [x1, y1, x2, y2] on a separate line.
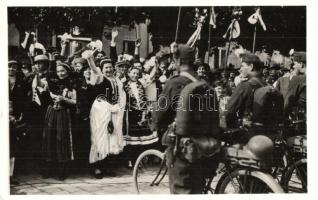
[215, 169, 284, 194]
[133, 149, 170, 194]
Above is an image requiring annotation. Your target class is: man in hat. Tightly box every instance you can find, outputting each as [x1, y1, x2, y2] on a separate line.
[24, 54, 51, 173]
[115, 60, 130, 83]
[152, 44, 219, 194]
[266, 63, 281, 85]
[226, 53, 265, 129]
[276, 51, 306, 107]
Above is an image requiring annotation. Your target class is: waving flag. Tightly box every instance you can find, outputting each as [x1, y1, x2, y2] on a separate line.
[248, 7, 267, 31]
[223, 19, 240, 40]
[209, 7, 217, 29]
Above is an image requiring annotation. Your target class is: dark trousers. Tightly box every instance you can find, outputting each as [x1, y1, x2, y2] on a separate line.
[165, 146, 218, 194]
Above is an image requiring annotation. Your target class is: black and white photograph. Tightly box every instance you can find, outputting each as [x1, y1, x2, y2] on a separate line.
[1, 1, 315, 197]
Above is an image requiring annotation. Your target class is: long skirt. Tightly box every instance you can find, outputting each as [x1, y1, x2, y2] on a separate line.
[42, 105, 74, 163]
[122, 108, 159, 165]
[123, 108, 158, 145]
[89, 99, 126, 164]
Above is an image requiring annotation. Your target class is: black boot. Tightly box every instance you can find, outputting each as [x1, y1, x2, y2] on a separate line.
[93, 168, 103, 179]
[92, 161, 103, 179]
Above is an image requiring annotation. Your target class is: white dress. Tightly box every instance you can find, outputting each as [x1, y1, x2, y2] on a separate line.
[89, 71, 126, 163]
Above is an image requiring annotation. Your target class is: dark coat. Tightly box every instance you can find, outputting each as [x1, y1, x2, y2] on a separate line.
[9, 73, 28, 118]
[226, 77, 264, 128]
[152, 71, 197, 132]
[284, 75, 306, 113]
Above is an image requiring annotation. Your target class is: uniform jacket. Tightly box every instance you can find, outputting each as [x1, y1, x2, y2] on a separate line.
[152, 70, 197, 132]
[284, 75, 306, 113]
[226, 76, 264, 128]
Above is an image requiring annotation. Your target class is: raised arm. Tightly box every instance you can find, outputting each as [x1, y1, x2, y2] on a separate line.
[110, 28, 118, 63]
[134, 39, 141, 61]
[149, 58, 159, 81]
[84, 49, 103, 85]
[85, 50, 99, 74]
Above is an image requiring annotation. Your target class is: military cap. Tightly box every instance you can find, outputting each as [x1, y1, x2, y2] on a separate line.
[34, 54, 49, 63]
[178, 44, 195, 63]
[293, 51, 306, 64]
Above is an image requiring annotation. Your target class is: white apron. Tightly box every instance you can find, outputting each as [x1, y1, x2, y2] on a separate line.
[89, 78, 126, 163]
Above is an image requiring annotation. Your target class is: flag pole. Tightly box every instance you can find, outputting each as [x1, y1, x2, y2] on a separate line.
[175, 7, 182, 42]
[225, 20, 235, 72]
[207, 8, 212, 64]
[252, 25, 257, 53]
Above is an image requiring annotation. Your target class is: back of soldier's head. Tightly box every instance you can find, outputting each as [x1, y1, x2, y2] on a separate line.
[177, 44, 195, 67]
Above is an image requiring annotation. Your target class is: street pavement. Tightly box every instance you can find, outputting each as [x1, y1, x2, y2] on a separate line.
[10, 167, 138, 195]
[10, 166, 221, 195]
[9, 163, 301, 195]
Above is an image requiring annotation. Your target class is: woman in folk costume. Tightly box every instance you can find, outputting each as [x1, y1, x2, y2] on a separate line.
[86, 53, 126, 179]
[123, 67, 159, 167]
[8, 60, 28, 185]
[42, 62, 77, 181]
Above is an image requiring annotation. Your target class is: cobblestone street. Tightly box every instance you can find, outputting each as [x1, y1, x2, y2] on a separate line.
[10, 160, 305, 195]
[10, 167, 139, 195]
[10, 166, 223, 195]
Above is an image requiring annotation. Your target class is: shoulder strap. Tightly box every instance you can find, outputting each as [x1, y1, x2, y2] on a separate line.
[248, 77, 265, 88]
[179, 71, 198, 83]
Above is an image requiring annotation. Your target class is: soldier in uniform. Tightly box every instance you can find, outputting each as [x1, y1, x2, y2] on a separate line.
[226, 53, 267, 141]
[152, 44, 219, 194]
[284, 52, 306, 135]
[284, 51, 306, 114]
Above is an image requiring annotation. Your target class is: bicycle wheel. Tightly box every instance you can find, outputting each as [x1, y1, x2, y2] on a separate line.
[281, 158, 307, 193]
[215, 169, 284, 194]
[133, 149, 169, 194]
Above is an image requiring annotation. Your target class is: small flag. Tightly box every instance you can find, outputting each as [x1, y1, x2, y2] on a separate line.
[223, 20, 240, 40]
[248, 8, 266, 31]
[209, 7, 217, 29]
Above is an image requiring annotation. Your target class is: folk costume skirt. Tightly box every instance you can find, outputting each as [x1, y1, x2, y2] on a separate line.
[123, 107, 158, 145]
[42, 105, 74, 163]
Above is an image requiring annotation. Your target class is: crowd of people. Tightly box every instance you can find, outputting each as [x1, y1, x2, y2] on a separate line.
[8, 27, 306, 188]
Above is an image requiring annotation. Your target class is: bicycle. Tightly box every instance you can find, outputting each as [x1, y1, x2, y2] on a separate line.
[133, 127, 285, 194]
[271, 119, 307, 193]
